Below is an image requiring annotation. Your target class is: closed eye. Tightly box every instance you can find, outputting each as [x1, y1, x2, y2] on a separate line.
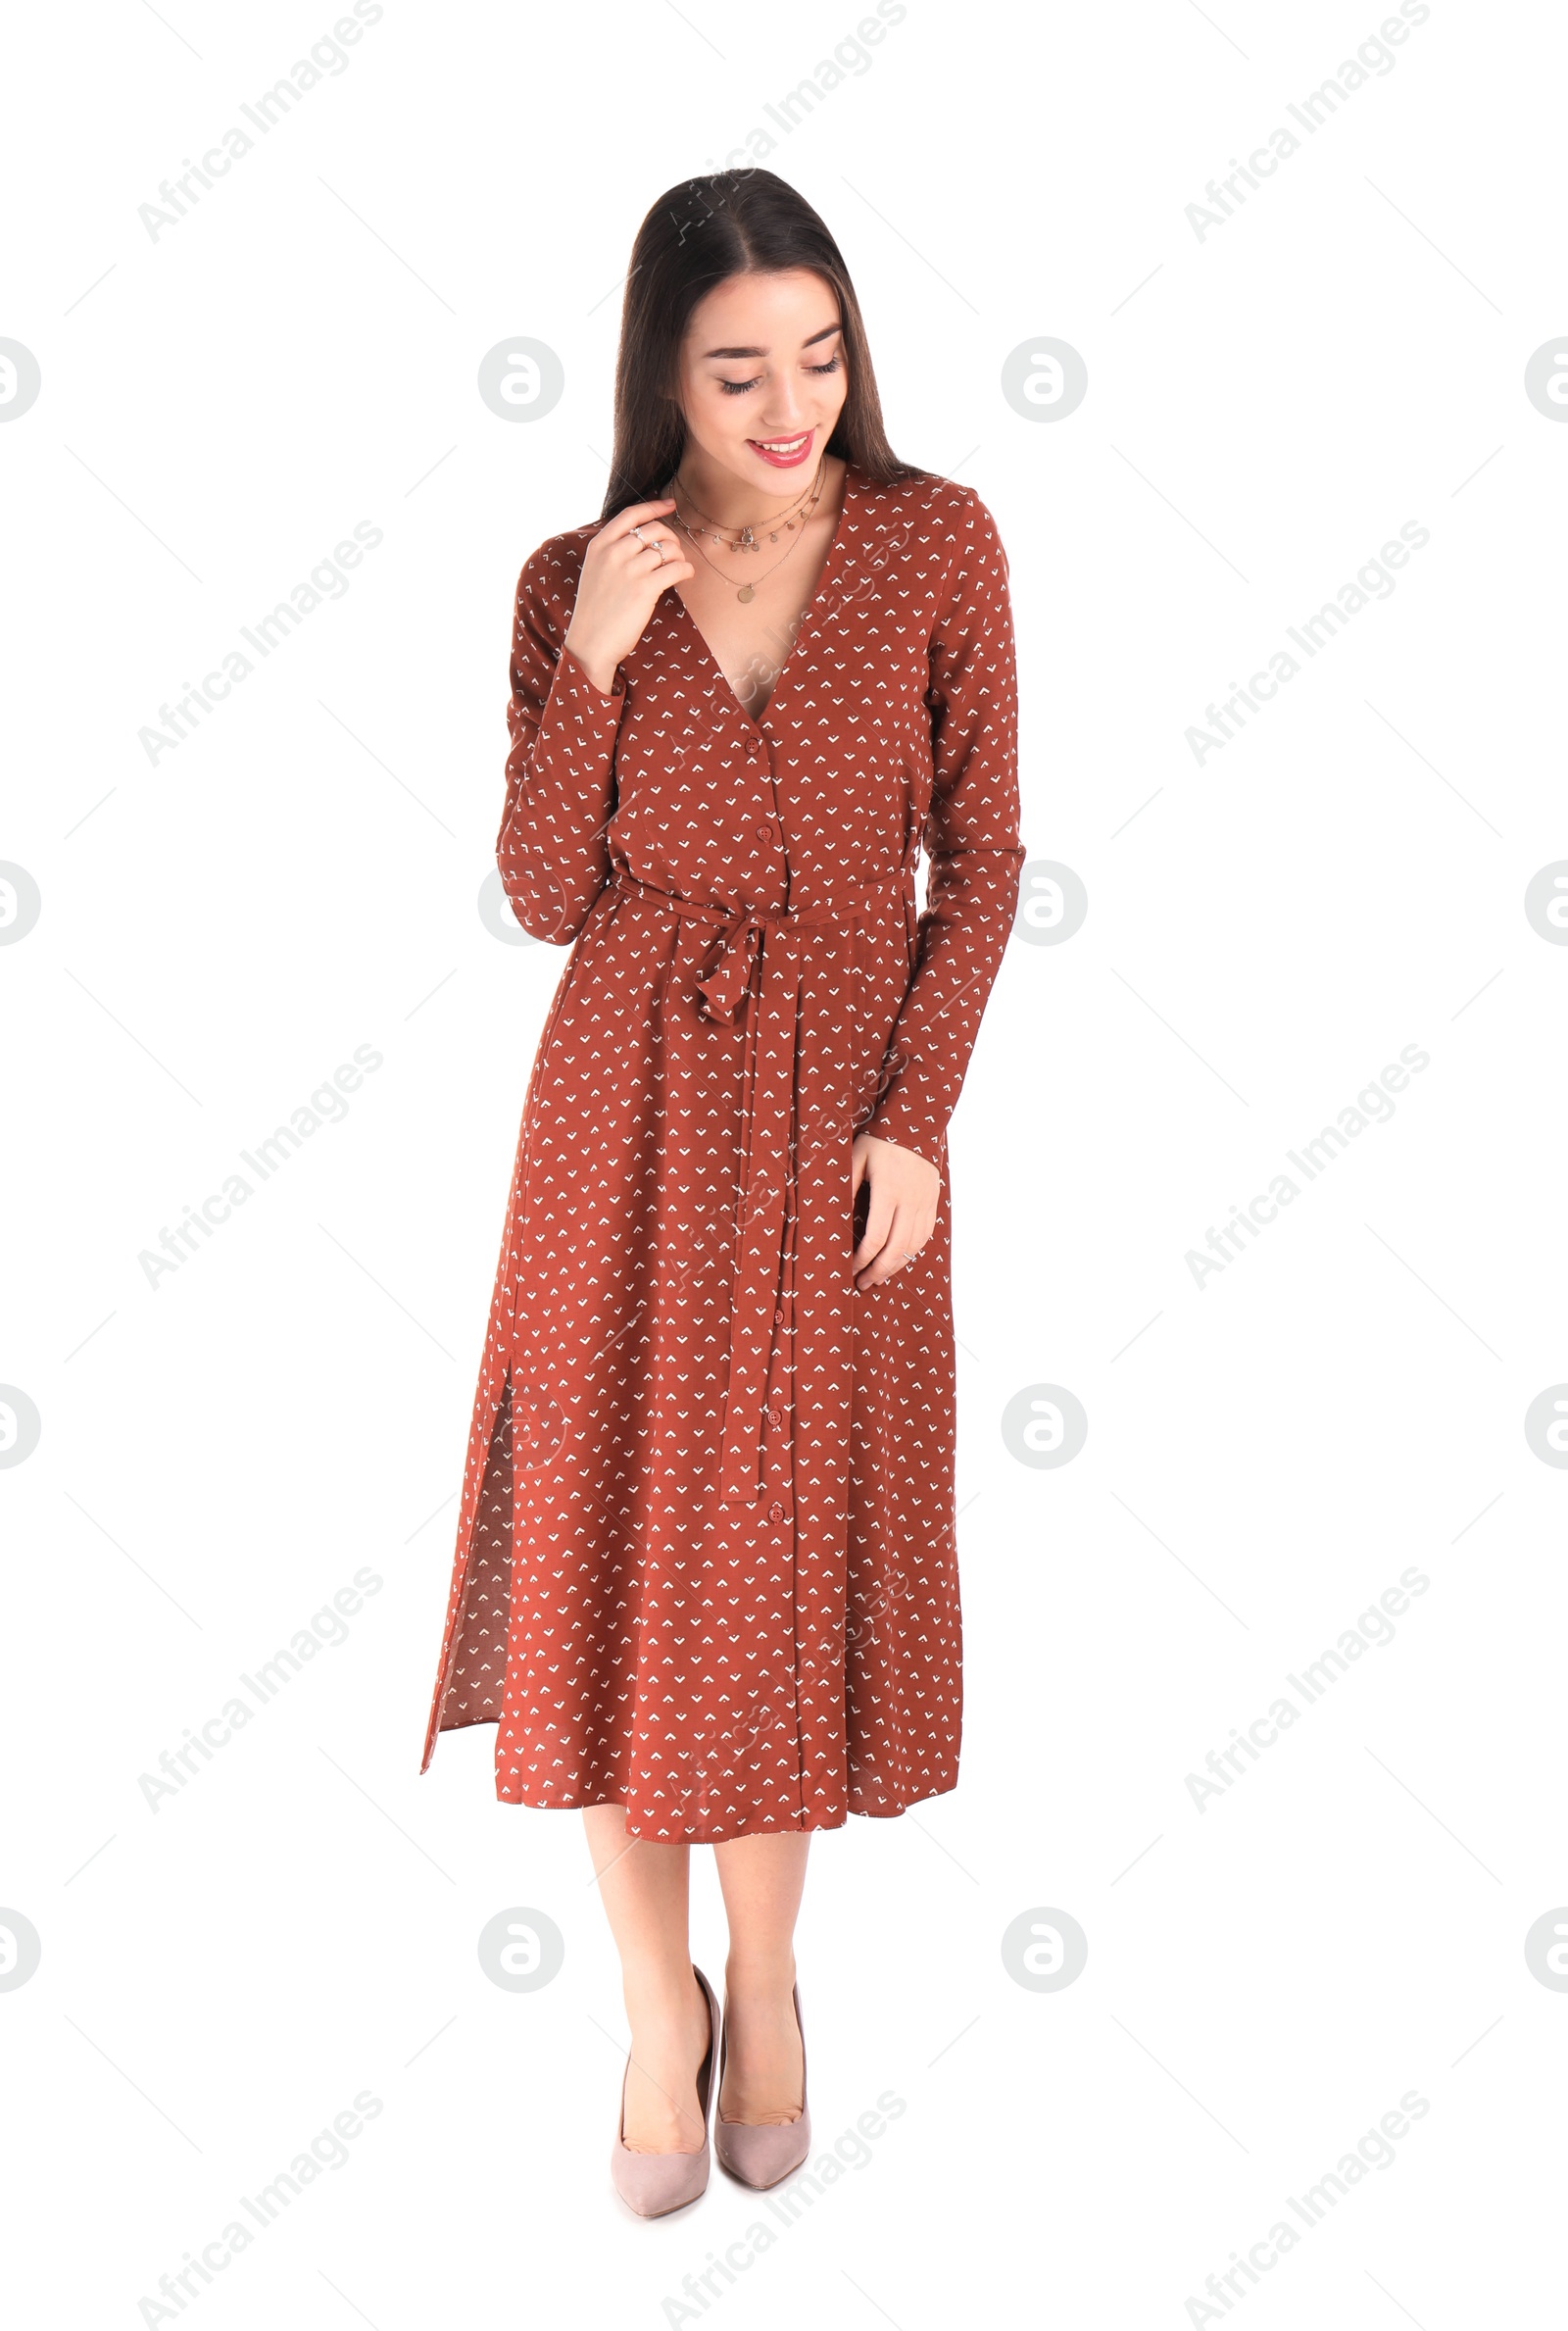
[718, 357, 842, 396]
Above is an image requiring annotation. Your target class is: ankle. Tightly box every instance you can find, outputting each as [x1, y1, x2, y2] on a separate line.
[621, 1958, 701, 2023]
[723, 1949, 797, 1998]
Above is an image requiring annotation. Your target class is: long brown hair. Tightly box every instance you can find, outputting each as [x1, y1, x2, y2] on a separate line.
[599, 169, 931, 521]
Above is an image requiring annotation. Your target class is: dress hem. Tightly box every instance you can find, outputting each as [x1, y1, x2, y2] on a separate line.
[419, 1717, 957, 1844]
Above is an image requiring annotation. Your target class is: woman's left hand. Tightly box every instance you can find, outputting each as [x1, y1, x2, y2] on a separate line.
[851, 1133, 941, 1291]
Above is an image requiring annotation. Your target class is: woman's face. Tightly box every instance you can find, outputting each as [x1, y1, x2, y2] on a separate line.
[672, 268, 849, 490]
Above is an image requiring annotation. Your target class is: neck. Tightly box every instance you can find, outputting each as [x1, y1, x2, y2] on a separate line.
[673, 445, 832, 531]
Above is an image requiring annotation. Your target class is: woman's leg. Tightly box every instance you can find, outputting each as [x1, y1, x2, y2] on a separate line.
[711, 1833, 810, 2123]
[582, 1806, 714, 2154]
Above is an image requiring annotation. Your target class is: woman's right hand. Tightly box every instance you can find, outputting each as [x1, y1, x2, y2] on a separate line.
[563, 498, 695, 695]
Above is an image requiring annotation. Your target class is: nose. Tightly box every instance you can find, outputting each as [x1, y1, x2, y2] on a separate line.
[758, 387, 808, 430]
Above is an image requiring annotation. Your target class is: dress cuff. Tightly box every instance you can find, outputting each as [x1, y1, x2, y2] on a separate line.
[861, 1094, 945, 1176]
[557, 641, 626, 710]
[524, 638, 628, 781]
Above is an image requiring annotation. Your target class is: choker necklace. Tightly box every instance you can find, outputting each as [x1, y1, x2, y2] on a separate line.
[669, 463, 828, 601]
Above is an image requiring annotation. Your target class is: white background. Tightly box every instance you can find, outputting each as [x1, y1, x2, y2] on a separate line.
[4, 1, 1565, 2323]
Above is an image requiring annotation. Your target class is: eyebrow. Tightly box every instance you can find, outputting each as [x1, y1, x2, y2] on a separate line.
[698, 321, 843, 360]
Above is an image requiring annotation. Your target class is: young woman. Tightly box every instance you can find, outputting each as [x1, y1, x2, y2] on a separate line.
[421, 169, 1022, 2215]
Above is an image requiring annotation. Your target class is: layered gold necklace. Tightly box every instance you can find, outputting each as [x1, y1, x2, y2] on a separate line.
[668, 457, 827, 602]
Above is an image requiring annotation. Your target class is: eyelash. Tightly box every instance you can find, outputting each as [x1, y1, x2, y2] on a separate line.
[718, 356, 841, 396]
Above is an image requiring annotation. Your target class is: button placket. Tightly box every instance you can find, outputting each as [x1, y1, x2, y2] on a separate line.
[762, 1168, 798, 1532]
[749, 725, 786, 867]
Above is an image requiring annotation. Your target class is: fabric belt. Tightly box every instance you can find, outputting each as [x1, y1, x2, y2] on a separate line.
[608, 858, 915, 1513]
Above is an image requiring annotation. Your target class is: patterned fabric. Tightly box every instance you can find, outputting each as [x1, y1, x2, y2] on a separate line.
[420, 462, 1022, 1843]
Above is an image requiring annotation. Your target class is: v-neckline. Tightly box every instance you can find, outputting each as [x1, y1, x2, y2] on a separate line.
[669, 461, 861, 731]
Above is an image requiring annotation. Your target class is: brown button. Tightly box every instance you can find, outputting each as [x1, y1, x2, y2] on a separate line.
[755, 820, 775, 843]
[767, 1500, 785, 1525]
[767, 1405, 786, 1430]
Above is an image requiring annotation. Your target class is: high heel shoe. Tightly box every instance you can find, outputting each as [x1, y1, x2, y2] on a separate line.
[610, 1964, 720, 2218]
[714, 1981, 811, 2190]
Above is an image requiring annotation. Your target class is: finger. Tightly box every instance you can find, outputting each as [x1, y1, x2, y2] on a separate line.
[637, 548, 696, 587]
[607, 498, 678, 533]
[856, 1201, 920, 1289]
[850, 1178, 891, 1271]
[851, 1137, 869, 1205]
[856, 1246, 903, 1290]
[864, 1197, 935, 1290]
[618, 528, 689, 574]
[603, 513, 677, 556]
[639, 537, 693, 575]
[610, 525, 674, 565]
[851, 1166, 895, 1274]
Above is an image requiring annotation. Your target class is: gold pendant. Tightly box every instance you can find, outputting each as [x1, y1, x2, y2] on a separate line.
[737, 583, 756, 602]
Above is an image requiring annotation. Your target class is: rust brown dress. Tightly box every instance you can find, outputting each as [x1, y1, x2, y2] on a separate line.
[420, 462, 1022, 1842]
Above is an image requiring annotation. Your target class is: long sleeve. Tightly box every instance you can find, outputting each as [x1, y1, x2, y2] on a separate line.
[864, 487, 1024, 1169]
[496, 540, 627, 944]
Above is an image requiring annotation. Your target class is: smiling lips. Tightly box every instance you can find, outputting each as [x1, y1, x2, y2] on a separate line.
[748, 426, 814, 469]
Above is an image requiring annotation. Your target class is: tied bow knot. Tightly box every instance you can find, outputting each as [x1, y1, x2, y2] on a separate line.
[693, 898, 847, 1026]
[694, 914, 767, 1025]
